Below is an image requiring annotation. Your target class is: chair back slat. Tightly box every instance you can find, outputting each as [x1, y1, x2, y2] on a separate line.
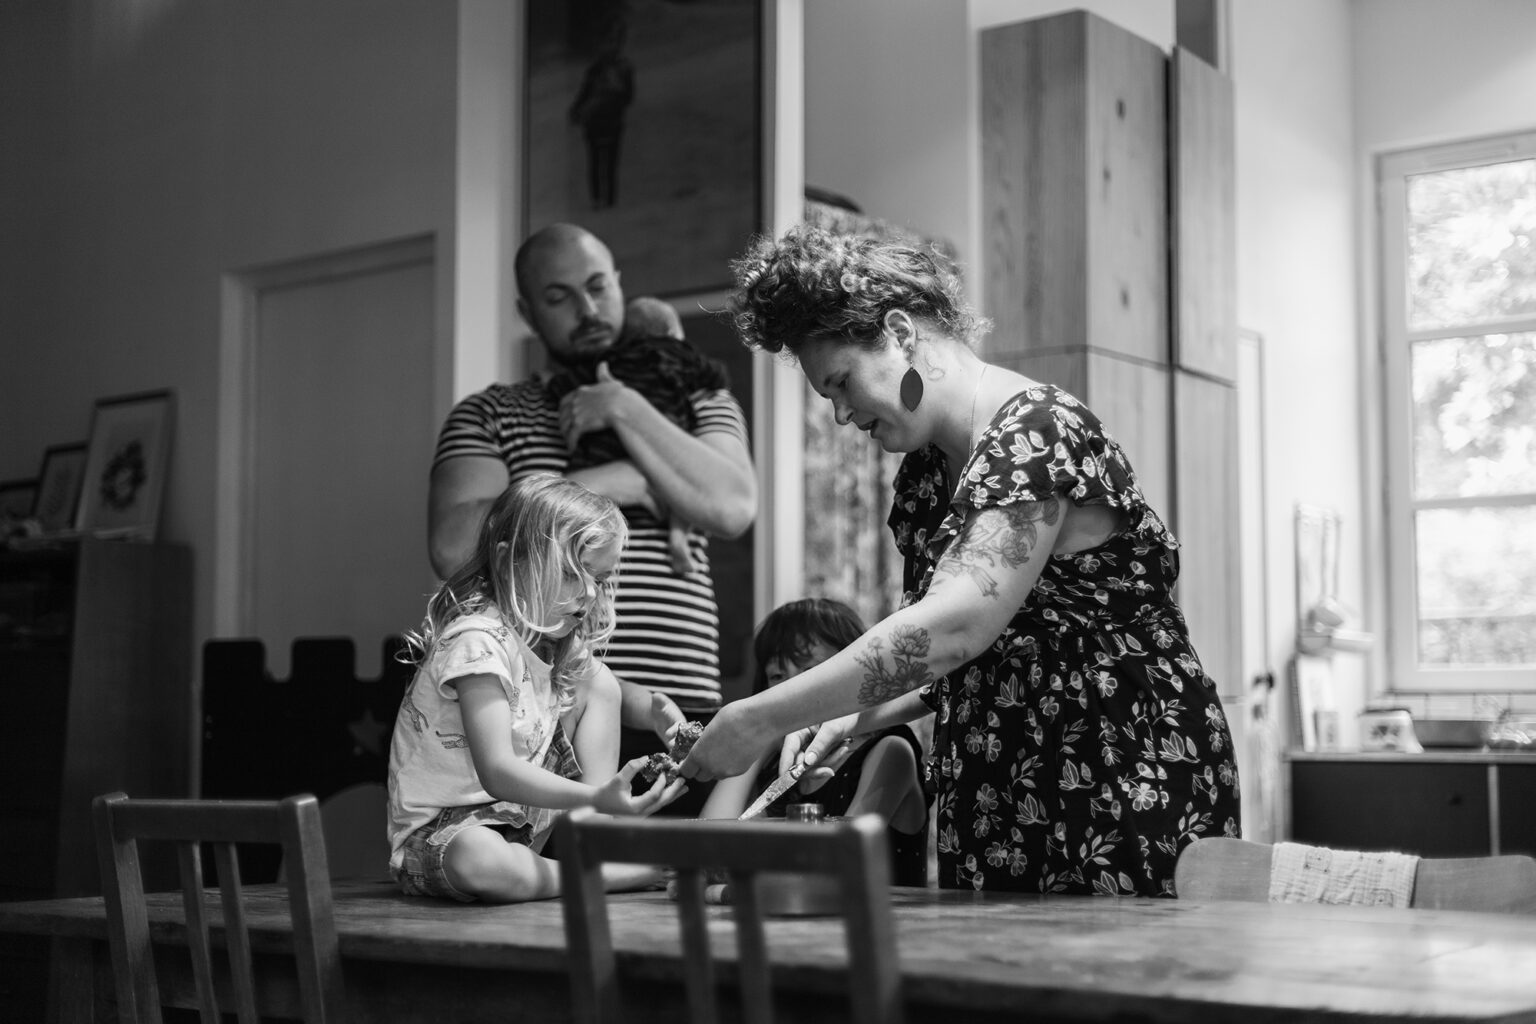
[674, 869, 717, 1024]
[93, 792, 347, 1023]
[280, 803, 346, 1022]
[728, 868, 773, 1024]
[211, 842, 259, 1024]
[173, 843, 219, 1024]
[557, 809, 904, 1024]
[94, 802, 163, 1024]
[562, 827, 622, 1024]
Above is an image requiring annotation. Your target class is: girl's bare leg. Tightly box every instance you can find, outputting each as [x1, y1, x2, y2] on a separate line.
[444, 824, 665, 903]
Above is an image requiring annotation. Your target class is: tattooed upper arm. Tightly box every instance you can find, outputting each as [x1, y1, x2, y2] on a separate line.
[931, 496, 1063, 599]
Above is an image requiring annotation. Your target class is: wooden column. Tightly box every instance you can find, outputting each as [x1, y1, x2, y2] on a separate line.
[980, 9, 1172, 515]
[980, 10, 1239, 696]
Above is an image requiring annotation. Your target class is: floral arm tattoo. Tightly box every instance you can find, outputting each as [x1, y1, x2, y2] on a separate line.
[848, 499, 1062, 708]
[852, 627, 934, 707]
[931, 497, 1062, 598]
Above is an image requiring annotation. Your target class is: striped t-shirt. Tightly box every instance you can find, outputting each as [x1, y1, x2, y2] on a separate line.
[433, 377, 750, 712]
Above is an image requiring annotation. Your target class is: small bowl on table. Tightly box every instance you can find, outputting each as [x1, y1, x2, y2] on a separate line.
[1410, 717, 1493, 750]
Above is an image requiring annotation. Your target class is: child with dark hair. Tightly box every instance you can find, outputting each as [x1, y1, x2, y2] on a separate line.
[700, 597, 931, 887]
[546, 296, 728, 575]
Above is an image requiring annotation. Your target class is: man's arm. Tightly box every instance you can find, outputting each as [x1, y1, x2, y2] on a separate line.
[559, 365, 756, 538]
[427, 455, 509, 579]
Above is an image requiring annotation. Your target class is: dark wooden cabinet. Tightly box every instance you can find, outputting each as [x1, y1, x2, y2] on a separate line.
[0, 539, 191, 1020]
[1288, 753, 1536, 858]
[1498, 764, 1536, 859]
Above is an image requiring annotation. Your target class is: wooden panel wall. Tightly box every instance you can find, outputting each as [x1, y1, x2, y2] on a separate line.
[1170, 48, 1237, 383]
[981, 11, 1167, 366]
[1174, 371, 1240, 695]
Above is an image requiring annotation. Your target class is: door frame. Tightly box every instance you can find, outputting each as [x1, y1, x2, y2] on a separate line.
[215, 234, 437, 635]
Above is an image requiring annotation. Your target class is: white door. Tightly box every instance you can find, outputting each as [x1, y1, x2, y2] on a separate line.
[225, 239, 439, 678]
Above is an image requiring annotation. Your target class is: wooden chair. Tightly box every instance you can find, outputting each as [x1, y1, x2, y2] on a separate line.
[556, 808, 903, 1024]
[1174, 836, 1536, 913]
[92, 791, 347, 1023]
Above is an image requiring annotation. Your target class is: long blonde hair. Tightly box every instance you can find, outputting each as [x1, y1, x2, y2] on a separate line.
[406, 474, 625, 710]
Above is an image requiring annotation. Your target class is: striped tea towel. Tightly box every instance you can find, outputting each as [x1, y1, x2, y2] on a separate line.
[1269, 841, 1419, 907]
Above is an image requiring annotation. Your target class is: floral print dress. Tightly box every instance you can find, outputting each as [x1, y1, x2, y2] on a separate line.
[891, 384, 1241, 895]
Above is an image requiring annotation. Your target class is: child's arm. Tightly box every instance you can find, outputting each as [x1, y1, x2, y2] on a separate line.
[457, 674, 680, 815]
[694, 750, 771, 819]
[843, 734, 928, 835]
[567, 662, 623, 785]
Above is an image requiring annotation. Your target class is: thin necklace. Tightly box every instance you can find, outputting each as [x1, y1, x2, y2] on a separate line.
[968, 364, 991, 449]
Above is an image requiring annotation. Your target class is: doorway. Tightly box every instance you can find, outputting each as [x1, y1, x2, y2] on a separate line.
[217, 236, 439, 678]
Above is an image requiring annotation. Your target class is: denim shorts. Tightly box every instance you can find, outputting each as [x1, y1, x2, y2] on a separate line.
[392, 722, 581, 902]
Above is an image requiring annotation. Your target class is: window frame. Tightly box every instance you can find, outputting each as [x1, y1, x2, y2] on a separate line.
[1377, 129, 1536, 692]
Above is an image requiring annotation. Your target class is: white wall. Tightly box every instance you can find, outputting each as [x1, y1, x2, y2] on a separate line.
[0, 0, 458, 667]
[1228, 1, 1367, 742]
[1350, 0, 1536, 694]
[802, 2, 971, 277]
[806, 0, 1364, 837]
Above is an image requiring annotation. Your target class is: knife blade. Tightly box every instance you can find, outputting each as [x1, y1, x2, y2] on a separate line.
[737, 759, 807, 820]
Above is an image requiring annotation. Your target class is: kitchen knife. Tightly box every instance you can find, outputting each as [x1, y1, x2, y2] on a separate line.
[737, 759, 806, 820]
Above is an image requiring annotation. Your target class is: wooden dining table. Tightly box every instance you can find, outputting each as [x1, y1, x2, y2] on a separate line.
[3, 878, 1535, 1023]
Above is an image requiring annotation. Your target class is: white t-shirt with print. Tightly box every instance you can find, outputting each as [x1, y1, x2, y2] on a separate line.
[386, 610, 567, 868]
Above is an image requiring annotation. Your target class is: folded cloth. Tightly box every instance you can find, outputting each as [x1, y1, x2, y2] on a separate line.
[1269, 841, 1420, 907]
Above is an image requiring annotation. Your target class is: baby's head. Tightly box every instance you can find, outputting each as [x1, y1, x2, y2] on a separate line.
[622, 296, 685, 341]
[751, 597, 866, 694]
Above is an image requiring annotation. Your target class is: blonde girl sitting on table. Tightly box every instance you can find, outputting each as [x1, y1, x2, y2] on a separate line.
[700, 598, 932, 887]
[387, 474, 685, 903]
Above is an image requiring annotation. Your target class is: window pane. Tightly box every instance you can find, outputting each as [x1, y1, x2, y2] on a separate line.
[1415, 506, 1536, 666]
[1411, 332, 1536, 498]
[1406, 158, 1536, 331]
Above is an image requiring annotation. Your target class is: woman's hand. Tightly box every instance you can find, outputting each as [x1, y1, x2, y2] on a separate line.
[780, 714, 859, 793]
[677, 700, 775, 781]
[592, 756, 687, 816]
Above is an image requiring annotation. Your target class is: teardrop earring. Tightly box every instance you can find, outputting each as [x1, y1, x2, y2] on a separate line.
[900, 366, 924, 412]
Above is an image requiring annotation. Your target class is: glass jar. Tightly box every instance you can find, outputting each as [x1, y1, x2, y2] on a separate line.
[1487, 712, 1536, 751]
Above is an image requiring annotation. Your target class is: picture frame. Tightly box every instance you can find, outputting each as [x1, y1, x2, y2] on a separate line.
[76, 389, 175, 540]
[33, 441, 88, 534]
[523, 0, 763, 298]
[0, 478, 38, 521]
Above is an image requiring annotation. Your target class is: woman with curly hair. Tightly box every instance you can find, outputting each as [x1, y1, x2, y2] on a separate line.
[678, 225, 1240, 896]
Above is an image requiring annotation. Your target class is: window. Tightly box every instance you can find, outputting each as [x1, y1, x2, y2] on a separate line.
[1378, 131, 1536, 690]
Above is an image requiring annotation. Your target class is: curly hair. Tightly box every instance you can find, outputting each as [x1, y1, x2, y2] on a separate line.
[729, 224, 987, 356]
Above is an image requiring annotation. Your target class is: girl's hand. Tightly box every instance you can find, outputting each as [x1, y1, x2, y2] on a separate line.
[781, 714, 859, 793]
[650, 691, 687, 747]
[592, 755, 687, 817]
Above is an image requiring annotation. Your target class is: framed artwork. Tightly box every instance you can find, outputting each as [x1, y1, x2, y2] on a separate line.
[33, 442, 88, 534]
[76, 389, 175, 540]
[523, 0, 763, 298]
[0, 478, 38, 520]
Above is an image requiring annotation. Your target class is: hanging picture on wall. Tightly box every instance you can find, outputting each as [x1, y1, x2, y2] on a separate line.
[523, 0, 762, 298]
[0, 478, 37, 521]
[76, 389, 174, 540]
[32, 442, 88, 534]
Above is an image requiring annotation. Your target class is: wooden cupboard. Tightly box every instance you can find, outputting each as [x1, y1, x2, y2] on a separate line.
[979, 10, 1240, 697]
[1288, 752, 1536, 858]
[0, 539, 191, 1020]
